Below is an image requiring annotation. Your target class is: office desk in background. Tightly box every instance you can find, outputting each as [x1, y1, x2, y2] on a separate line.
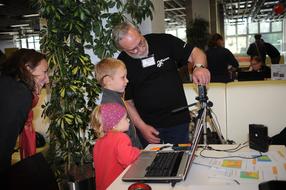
[108, 144, 286, 190]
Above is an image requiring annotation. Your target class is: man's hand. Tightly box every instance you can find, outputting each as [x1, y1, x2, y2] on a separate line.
[192, 67, 210, 85]
[139, 124, 161, 144]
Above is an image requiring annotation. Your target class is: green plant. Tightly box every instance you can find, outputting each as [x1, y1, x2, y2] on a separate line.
[38, 0, 153, 179]
[186, 18, 209, 50]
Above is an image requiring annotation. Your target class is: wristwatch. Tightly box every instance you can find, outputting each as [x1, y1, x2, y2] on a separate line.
[193, 64, 205, 69]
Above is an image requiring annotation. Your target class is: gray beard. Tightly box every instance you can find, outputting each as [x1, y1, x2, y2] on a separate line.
[127, 42, 149, 59]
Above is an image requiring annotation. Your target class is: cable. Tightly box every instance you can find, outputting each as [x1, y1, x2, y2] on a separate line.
[209, 108, 222, 133]
[199, 143, 263, 159]
[206, 143, 250, 153]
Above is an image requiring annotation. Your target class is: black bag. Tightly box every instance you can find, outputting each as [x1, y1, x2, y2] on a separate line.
[270, 127, 286, 146]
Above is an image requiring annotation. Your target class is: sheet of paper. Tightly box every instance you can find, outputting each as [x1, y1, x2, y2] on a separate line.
[195, 150, 286, 185]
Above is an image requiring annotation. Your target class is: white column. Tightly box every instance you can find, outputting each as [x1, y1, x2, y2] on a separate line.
[191, 0, 210, 22]
[139, 0, 165, 34]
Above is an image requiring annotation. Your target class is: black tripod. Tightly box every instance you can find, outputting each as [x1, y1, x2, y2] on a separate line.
[192, 85, 227, 145]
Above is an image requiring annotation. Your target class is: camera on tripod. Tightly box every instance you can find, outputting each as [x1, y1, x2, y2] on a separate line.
[196, 85, 208, 103]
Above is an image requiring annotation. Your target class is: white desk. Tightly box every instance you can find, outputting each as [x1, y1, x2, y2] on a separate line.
[108, 144, 286, 190]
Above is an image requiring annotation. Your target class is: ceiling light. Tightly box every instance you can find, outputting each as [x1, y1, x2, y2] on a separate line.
[23, 13, 40, 18]
[0, 3, 4, 6]
[168, 22, 178, 25]
[0, 31, 18, 35]
[10, 24, 30, 28]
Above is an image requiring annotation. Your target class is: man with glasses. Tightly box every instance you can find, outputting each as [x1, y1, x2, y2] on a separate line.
[112, 21, 210, 147]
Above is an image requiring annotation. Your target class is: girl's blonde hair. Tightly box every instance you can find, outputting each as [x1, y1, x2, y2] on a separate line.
[94, 58, 126, 86]
[90, 105, 104, 138]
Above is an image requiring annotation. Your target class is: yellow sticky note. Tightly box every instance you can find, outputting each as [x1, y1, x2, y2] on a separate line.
[222, 160, 242, 168]
[240, 171, 259, 179]
[272, 166, 278, 175]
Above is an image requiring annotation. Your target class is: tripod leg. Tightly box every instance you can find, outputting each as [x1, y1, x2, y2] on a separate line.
[193, 107, 207, 145]
[207, 108, 226, 144]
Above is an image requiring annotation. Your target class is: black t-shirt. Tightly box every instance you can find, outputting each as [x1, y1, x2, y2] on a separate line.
[206, 46, 239, 82]
[247, 42, 267, 63]
[264, 43, 280, 58]
[118, 33, 193, 128]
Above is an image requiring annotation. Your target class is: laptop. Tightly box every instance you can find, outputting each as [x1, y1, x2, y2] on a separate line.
[237, 71, 265, 81]
[122, 122, 204, 184]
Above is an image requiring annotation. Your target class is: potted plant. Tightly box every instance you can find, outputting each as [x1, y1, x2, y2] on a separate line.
[186, 17, 209, 50]
[37, 0, 153, 188]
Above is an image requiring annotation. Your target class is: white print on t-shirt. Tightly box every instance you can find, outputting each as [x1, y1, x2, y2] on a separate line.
[141, 56, 156, 68]
[157, 57, 170, 68]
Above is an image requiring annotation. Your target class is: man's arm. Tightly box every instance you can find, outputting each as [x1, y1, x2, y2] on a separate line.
[187, 47, 211, 84]
[125, 100, 160, 144]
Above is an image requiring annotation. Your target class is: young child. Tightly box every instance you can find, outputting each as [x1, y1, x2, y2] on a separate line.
[91, 103, 140, 190]
[94, 58, 142, 148]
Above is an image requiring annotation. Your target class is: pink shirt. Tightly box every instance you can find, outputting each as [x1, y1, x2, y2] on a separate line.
[93, 131, 140, 190]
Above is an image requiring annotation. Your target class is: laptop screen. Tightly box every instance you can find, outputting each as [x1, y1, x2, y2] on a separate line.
[237, 71, 265, 81]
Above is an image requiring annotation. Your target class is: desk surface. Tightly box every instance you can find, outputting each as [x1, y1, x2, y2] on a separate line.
[108, 144, 286, 190]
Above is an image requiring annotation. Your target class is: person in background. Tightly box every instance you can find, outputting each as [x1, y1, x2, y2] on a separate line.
[206, 33, 239, 82]
[0, 49, 6, 64]
[94, 58, 142, 148]
[0, 49, 49, 178]
[249, 56, 271, 79]
[247, 34, 280, 65]
[112, 21, 210, 147]
[91, 103, 140, 190]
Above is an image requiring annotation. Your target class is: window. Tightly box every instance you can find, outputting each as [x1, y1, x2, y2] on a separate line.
[237, 36, 247, 54]
[166, 27, 187, 42]
[166, 29, 176, 36]
[15, 34, 40, 51]
[177, 28, 186, 40]
[225, 37, 237, 53]
[224, 19, 283, 55]
[237, 22, 247, 35]
[248, 22, 258, 34]
[260, 22, 270, 33]
[271, 22, 282, 32]
[226, 24, 236, 35]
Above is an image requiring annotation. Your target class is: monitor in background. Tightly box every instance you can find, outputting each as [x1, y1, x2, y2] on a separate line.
[237, 71, 266, 81]
[271, 64, 286, 80]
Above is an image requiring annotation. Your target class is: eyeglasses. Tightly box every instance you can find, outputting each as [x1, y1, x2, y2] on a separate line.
[125, 37, 146, 54]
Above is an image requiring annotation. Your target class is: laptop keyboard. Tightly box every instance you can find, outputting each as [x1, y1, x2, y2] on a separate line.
[145, 151, 184, 177]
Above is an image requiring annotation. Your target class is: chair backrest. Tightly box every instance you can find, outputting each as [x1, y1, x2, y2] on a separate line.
[8, 153, 59, 190]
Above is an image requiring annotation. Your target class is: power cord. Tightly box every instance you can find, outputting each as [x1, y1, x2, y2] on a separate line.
[199, 142, 263, 159]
